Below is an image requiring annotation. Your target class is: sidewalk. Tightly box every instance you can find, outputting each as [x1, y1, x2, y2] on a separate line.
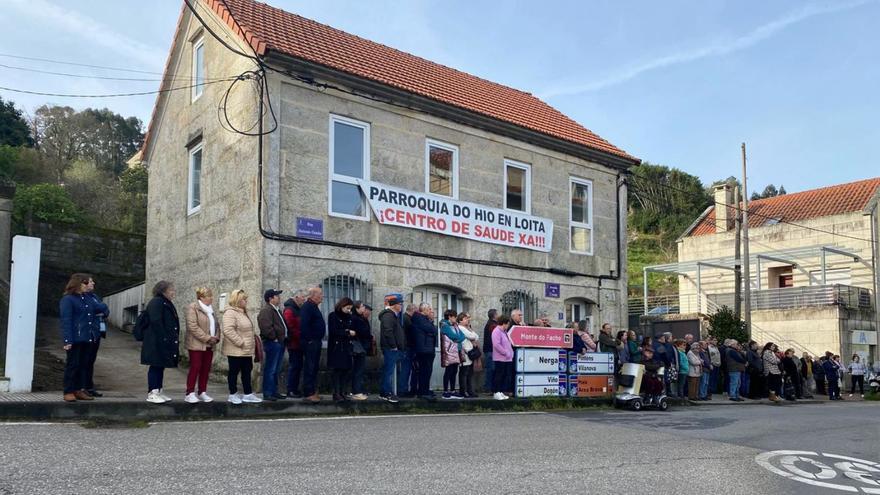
[31, 316, 226, 399]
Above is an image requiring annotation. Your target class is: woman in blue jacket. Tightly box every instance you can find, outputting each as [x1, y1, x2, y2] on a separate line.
[59, 273, 107, 402]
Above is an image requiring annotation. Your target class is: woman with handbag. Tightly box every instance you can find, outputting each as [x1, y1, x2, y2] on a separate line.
[327, 297, 356, 402]
[440, 310, 464, 399]
[222, 289, 262, 404]
[349, 301, 373, 401]
[457, 313, 480, 398]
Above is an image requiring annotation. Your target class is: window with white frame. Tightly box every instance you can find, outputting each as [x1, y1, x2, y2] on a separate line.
[425, 139, 458, 198]
[192, 37, 205, 101]
[329, 115, 370, 220]
[504, 159, 531, 213]
[569, 177, 593, 254]
[187, 142, 203, 215]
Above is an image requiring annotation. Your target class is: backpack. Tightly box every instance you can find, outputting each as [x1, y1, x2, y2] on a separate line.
[133, 310, 149, 342]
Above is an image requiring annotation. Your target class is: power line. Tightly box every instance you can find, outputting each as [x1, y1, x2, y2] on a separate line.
[0, 77, 239, 98]
[629, 175, 877, 245]
[0, 52, 167, 76]
[0, 61, 236, 83]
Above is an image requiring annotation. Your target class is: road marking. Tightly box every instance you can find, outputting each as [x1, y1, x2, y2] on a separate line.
[150, 411, 547, 426]
[756, 450, 880, 493]
[0, 422, 64, 426]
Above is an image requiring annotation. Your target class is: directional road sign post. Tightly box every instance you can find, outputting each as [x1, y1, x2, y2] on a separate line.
[508, 326, 573, 349]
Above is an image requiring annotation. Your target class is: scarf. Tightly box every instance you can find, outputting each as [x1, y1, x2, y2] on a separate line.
[198, 300, 216, 337]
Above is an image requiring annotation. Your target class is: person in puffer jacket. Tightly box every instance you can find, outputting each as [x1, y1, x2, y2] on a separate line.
[440, 310, 465, 399]
[762, 342, 782, 402]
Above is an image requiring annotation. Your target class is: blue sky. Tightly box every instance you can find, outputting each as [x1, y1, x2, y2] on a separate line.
[1, 0, 877, 194]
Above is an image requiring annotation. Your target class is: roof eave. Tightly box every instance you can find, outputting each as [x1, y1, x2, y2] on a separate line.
[677, 205, 714, 242]
[264, 51, 640, 171]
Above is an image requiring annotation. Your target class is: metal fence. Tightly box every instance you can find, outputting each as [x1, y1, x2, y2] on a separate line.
[319, 274, 374, 317]
[630, 284, 874, 317]
[707, 284, 874, 312]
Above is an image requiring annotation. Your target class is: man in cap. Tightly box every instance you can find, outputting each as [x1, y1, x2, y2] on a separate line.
[258, 289, 287, 401]
[378, 294, 405, 403]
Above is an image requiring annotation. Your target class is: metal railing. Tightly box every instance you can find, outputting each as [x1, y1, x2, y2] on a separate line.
[628, 295, 702, 316]
[707, 284, 874, 312]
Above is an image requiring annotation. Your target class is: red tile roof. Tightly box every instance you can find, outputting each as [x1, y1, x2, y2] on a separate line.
[145, 0, 637, 162]
[688, 177, 880, 237]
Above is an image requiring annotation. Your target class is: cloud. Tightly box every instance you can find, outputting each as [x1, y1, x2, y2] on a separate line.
[6, 0, 165, 70]
[538, 0, 876, 99]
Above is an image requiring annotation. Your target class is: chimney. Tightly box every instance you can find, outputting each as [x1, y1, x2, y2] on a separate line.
[714, 184, 733, 233]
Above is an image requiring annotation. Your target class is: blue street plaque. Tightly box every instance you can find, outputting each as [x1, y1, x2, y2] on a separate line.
[296, 217, 324, 240]
[544, 283, 560, 298]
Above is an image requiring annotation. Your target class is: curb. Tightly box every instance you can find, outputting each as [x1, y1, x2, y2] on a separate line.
[0, 396, 614, 423]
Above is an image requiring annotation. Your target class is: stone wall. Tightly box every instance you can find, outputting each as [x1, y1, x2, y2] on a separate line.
[26, 222, 145, 315]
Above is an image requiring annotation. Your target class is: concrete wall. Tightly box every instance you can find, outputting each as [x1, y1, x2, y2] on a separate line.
[26, 222, 145, 316]
[103, 283, 145, 330]
[750, 306, 876, 361]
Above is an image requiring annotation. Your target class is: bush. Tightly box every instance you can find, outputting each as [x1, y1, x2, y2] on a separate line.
[13, 183, 80, 229]
[707, 306, 749, 344]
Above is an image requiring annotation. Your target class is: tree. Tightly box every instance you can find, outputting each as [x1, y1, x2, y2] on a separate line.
[751, 184, 787, 201]
[707, 306, 749, 344]
[0, 145, 18, 180]
[0, 97, 32, 147]
[31, 105, 144, 180]
[628, 162, 712, 246]
[13, 183, 80, 228]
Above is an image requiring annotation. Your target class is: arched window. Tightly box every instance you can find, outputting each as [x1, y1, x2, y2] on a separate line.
[320, 275, 373, 317]
[501, 289, 537, 324]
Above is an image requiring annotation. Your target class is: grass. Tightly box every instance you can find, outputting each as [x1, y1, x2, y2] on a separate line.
[80, 419, 152, 429]
[628, 237, 679, 296]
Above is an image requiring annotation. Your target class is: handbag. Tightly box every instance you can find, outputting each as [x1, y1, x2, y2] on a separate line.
[351, 339, 366, 355]
[254, 335, 264, 363]
[467, 346, 482, 361]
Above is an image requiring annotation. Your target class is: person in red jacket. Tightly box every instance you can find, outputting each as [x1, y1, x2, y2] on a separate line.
[282, 290, 306, 398]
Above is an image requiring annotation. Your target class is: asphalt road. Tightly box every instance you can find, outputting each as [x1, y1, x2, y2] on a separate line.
[0, 402, 877, 494]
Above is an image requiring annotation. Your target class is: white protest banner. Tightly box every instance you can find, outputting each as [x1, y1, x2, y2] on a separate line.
[358, 180, 553, 252]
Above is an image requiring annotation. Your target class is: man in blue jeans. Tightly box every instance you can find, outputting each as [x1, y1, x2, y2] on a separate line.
[482, 309, 498, 394]
[378, 295, 405, 403]
[299, 287, 326, 403]
[725, 340, 747, 401]
[397, 304, 417, 397]
[257, 289, 288, 401]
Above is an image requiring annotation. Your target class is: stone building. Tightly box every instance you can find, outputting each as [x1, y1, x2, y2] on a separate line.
[143, 0, 637, 381]
[643, 178, 880, 362]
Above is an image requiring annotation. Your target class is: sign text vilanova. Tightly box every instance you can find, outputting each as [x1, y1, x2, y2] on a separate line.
[359, 180, 553, 252]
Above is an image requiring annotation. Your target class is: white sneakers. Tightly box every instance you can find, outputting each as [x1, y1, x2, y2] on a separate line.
[228, 393, 262, 404]
[147, 389, 167, 404]
[158, 389, 172, 402]
[351, 393, 368, 401]
[493, 392, 509, 401]
[186, 392, 214, 403]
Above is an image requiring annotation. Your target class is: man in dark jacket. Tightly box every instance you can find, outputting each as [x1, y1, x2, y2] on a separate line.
[746, 341, 765, 399]
[299, 287, 326, 403]
[378, 295, 405, 403]
[412, 303, 438, 399]
[258, 289, 287, 401]
[282, 290, 305, 398]
[482, 309, 498, 395]
[724, 341, 747, 401]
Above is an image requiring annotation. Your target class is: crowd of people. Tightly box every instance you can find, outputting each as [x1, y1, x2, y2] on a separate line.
[592, 330, 874, 403]
[58, 274, 876, 405]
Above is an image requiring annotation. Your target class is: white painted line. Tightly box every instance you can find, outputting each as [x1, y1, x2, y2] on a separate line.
[150, 410, 547, 426]
[0, 422, 65, 426]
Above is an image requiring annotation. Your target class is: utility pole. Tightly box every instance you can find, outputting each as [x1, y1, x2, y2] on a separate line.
[741, 143, 752, 338]
[733, 185, 742, 319]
